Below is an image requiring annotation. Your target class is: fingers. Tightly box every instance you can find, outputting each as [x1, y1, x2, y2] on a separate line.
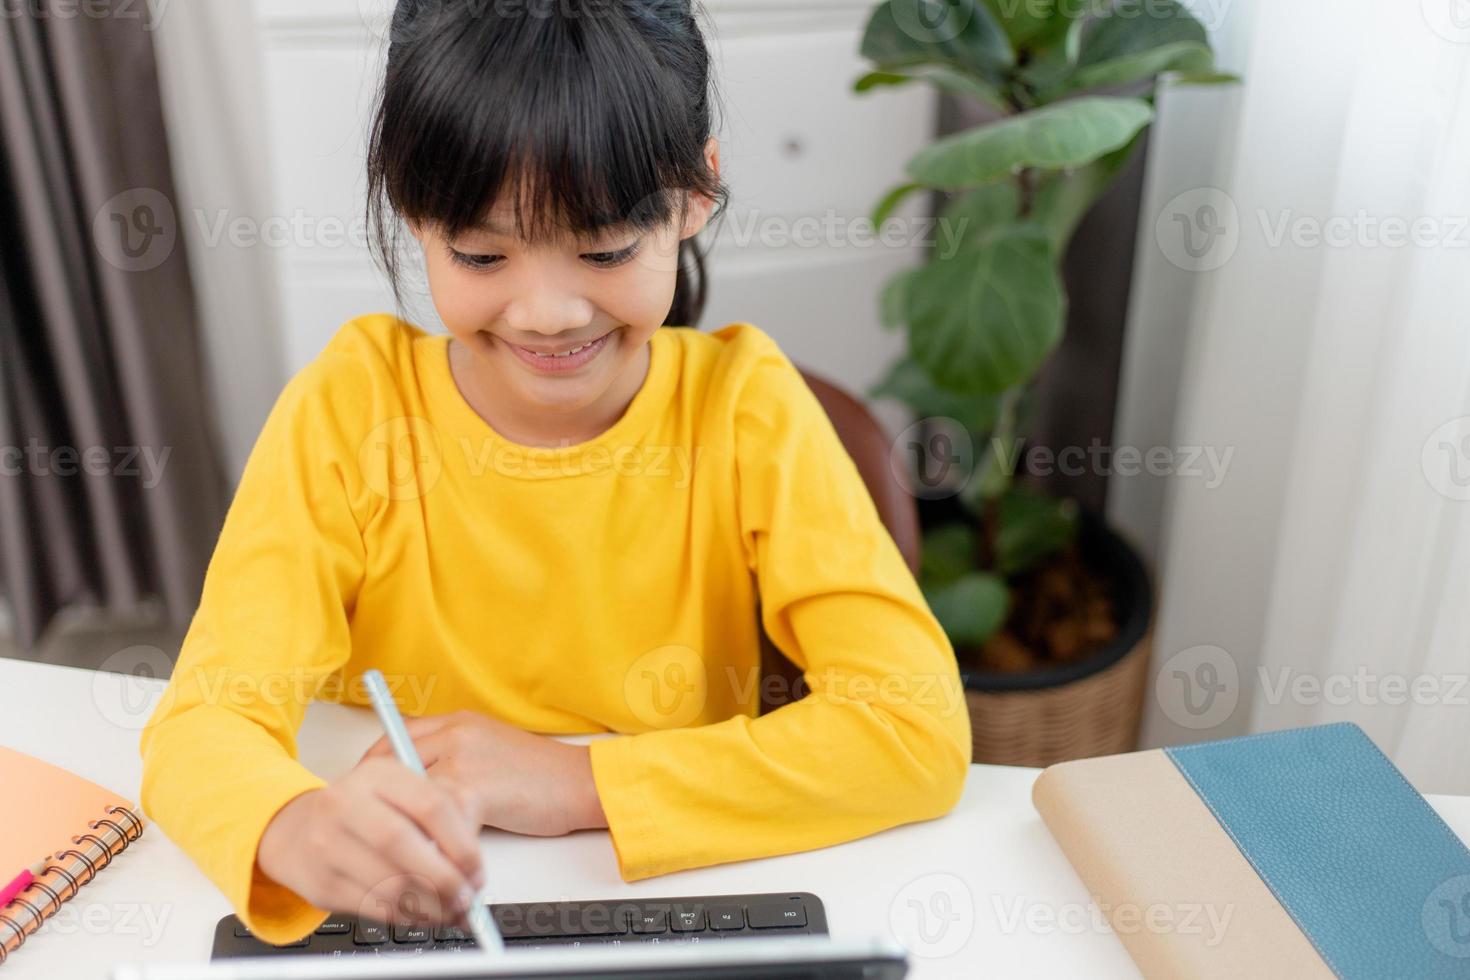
[327, 842, 454, 927]
[407, 728, 459, 769]
[262, 756, 490, 929]
[339, 809, 473, 925]
[402, 717, 502, 769]
[284, 781, 467, 926]
[359, 759, 485, 884]
[359, 711, 463, 762]
[403, 712, 465, 736]
[425, 757, 484, 820]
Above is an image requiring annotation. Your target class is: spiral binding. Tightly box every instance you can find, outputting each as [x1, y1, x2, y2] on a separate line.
[0, 805, 144, 964]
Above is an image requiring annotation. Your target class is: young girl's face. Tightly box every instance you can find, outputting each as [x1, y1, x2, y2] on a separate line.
[412, 141, 718, 419]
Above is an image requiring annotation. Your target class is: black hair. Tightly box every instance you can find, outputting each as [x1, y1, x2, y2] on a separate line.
[365, 0, 728, 328]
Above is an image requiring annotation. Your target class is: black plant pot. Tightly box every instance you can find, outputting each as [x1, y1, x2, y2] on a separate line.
[959, 510, 1155, 767]
[963, 510, 1152, 691]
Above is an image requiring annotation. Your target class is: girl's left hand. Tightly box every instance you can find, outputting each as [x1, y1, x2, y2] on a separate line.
[359, 710, 607, 838]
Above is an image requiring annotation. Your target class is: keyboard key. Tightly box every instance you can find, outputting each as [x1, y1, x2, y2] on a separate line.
[353, 921, 388, 945]
[630, 908, 668, 934]
[670, 906, 706, 933]
[393, 923, 431, 943]
[707, 905, 745, 931]
[748, 903, 807, 929]
[577, 904, 632, 936]
[380, 943, 426, 956]
[315, 917, 351, 935]
[496, 902, 631, 939]
[507, 936, 607, 951]
[433, 923, 467, 942]
[230, 919, 305, 947]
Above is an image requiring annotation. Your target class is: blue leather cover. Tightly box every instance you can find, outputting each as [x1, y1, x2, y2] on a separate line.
[1165, 722, 1470, 978]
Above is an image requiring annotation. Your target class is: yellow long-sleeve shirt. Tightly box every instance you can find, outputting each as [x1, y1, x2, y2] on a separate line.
[138, 315, 971, 945]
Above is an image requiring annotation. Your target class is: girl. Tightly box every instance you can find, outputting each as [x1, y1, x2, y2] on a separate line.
[140, 0, 970, 945]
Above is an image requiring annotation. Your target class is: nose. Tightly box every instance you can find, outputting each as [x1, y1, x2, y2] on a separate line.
[501, 266, 596, 337]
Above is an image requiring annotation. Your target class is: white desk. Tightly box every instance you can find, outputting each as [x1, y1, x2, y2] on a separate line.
[5, 659, 1470, 980]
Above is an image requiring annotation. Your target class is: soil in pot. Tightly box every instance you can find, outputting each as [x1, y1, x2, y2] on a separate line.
[958, 543, 1121, 675]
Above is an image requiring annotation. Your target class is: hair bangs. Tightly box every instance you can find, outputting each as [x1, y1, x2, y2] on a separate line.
[375, 7, 699, 247]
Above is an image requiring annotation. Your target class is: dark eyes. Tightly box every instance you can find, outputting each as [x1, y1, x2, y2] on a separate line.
[446, 241, 642, 272]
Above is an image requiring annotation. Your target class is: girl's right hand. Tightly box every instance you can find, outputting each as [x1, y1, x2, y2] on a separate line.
[256, 756, 486, 927]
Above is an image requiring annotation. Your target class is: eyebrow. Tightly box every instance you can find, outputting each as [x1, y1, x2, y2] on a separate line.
[468, 217, 641, 244]
[473, 217, 517, 236]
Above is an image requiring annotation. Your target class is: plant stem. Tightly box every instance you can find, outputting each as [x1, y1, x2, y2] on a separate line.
[976, 388, 1023, 572]
[1001, 81, 1037, 219]
[1017, 167, 1036, 219]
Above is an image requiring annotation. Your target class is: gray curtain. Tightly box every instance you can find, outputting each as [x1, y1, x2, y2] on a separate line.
[0, 2, 227, 652]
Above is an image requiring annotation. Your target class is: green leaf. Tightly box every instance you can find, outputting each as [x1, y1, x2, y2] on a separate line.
[964, 433, 1021, 508]
[924, 572, 1011, 646]
[905, 223, 1066, 394]
[872, 182, 926, 228]
[860, 0, 1015, 80]
[1077, 0, 1208, 68]
[940, 182, 1023, 250]
[920, 523, 979, 586]
[905, 96, 1154, 189]
[856, 69, 912, 91]
[854, 66, 1009, 113]
[1067, 40, 1214, 92]
[1014, 12, 1089, 92]
[1063, 12, 1086, 63]
[1040, 0, 1213, 95]
[1014, 42, 1076, 96]
[880, 267, 919, 329]
[1163, 71, 1241, 86]
[995, 488, 1079, 574]
[870, 357, 1003, 434]
[980, 0, 1075, 49]
[1029, 129, 1144, 250]
[937, 141, 1141, 258]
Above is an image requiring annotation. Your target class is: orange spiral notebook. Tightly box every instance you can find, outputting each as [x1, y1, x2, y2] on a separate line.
[0, 745, 145, 965]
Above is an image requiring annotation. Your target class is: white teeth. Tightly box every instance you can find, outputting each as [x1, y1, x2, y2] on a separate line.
[532, 339, 595, 358]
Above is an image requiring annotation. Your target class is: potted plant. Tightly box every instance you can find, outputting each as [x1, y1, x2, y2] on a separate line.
[855, 0, 1235, 765]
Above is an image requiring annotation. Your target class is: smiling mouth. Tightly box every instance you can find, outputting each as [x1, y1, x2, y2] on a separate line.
[517, 331, 611, 358]
[500, 329, 616, 373]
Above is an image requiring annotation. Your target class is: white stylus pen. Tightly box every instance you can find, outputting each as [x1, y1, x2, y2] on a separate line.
[362, 669, 504, 953]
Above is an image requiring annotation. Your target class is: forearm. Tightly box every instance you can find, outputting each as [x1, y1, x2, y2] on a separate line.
[586, 688, 971, 881]
[140, 703, 330, 941]
[565, 743, 610, 831]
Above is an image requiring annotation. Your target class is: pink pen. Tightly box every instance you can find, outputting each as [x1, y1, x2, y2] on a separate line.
[0, 861, 49, 908]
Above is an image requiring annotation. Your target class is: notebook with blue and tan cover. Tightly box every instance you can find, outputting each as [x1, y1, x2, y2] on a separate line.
[1032, 722, 1470, 979]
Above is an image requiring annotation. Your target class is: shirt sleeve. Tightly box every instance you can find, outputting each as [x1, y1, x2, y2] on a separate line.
[588, 341, 972, 881]
[138, 350, 375, 945]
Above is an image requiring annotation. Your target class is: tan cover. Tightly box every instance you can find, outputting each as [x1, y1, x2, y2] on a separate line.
[1032, 749, 1333, 979]
[0, 746, 144, 963]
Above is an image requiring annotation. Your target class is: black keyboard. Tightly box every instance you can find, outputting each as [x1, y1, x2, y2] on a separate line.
[211, 891, 827, 958]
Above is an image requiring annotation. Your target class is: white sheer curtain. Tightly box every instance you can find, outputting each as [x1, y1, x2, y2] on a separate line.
[1111, 0, 1470, 794]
